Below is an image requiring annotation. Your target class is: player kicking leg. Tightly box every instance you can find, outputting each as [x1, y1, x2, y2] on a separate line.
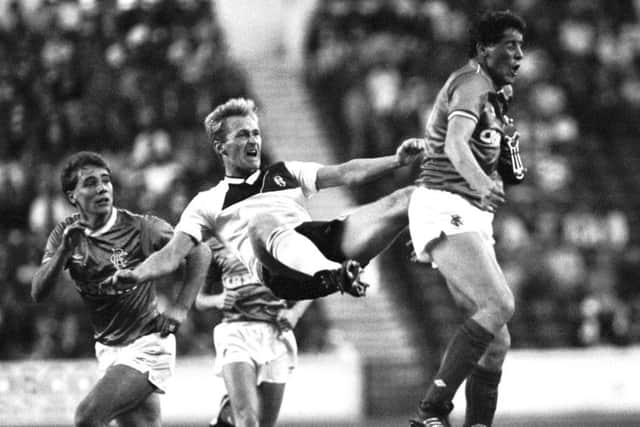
[247, 185, 415, 300]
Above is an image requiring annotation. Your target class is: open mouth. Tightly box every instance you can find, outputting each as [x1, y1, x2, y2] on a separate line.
[246, 146, 259, 157]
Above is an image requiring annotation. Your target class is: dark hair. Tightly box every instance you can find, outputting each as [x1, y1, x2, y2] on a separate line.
[468, 10, 526, 58]
[61, 151, 111, 194]
[203, 98, 258, 147]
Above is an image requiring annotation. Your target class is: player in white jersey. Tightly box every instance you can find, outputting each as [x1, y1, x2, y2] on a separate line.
[196, 237, 311, 427]
[111, 98, 425, 305]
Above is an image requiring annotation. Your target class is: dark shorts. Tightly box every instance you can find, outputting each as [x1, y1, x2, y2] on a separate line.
[294, 219, 347, 263]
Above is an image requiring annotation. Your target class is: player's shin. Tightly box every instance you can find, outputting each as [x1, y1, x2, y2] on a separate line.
[463, 364, 502, 427]
[417, 319, 494, 420]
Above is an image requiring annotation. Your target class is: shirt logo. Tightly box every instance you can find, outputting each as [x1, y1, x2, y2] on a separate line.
[451, 215, 463, 227]
[110, 248, 128, 270]
[273, 175, 286, 187]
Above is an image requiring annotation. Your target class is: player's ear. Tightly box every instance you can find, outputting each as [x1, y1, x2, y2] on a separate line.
[215, 141, 227, 156]
[66, 191, 77, 206]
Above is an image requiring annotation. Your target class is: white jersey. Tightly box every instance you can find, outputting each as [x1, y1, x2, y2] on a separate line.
[175, 161, 322, 278]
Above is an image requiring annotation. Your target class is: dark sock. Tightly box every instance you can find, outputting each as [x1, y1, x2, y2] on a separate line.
[464, 365, 502, 427]
[264, 269, 340, 300]
[419, 319, 495, 416]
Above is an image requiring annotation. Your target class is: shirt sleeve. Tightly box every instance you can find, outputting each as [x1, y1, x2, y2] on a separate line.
[175, 186, 226, 243]
[144, 215, 174, 251]
[284, 161, 323, 197]
[41, 217, 75, 265]
[448, 73, 492, 124]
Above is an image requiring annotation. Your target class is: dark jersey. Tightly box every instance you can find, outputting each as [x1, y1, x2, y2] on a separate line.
[416, 59, 516, 207]
[42, 208, 173, 345]
[204, 238, 287, 323]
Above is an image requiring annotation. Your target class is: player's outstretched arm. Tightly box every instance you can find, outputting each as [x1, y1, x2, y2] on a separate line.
[114, 231, 197, 285]
[315, 138, 426, 189]
[171, 242, 211, 312]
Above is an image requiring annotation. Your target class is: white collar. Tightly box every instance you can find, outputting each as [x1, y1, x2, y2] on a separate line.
[224, 169, 260, 185]
[88, 208, 118, 237]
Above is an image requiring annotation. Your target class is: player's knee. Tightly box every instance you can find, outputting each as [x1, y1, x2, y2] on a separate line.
[492, 293, 515, 325]
[482, 288, 515, 326]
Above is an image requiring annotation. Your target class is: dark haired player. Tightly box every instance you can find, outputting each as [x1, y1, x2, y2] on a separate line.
[31, 151, 210, 427]
[407, 10, 526, 427]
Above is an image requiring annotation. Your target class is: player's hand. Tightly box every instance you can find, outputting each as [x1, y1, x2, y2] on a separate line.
[157, 305, 188, 337]
[222, 290, 239, 310]
[479, 181, 505, 213]
[61, 221, 89, 251]
[396, 138, 427, 165]
[111, 269, 140, 286]
[275, 308, 300, 331]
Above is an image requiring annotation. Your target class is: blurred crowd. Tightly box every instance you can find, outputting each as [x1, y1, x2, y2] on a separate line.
[304, 0, 640, 348]
[0, 0, 330, 360]
[3, 0, 640, 361]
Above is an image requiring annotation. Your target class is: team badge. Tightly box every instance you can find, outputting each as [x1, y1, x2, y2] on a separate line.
[110, 248, 128, 270]
[450, 215, 463, 227]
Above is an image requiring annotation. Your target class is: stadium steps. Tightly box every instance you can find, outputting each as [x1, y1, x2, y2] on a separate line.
[241, 59, 427, 415]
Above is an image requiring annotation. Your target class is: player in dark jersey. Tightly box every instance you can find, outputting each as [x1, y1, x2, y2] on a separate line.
[407, 11, 526, 427]
[196, 237, 311, 427]
[111, 97, 426, 302]
[31, 151, 210, 427]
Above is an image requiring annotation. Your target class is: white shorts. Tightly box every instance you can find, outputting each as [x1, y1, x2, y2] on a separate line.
[95, 332, 176, 393]
[213, 321, 297, 385]
[408, 187, 495, 263]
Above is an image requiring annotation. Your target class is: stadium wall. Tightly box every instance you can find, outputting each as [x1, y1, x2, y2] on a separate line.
[1, 346, 639, 425]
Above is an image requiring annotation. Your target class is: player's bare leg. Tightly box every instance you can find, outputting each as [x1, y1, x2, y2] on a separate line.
[339, 185, 415, 264]
[257, 381, 286, 427]
[222, 362, 261, 427]
[248, 213, 340, 276]
[248, 215, 367, 299]
[413, 231, 514, 425]
[115, 393, 161, 427]
[74, 365, 159, 427]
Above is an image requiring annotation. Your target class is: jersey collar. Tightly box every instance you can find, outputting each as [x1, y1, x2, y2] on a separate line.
[469, 58, 498, 90]
[88, 208, 118, 237]
[224, 169, 261, 185]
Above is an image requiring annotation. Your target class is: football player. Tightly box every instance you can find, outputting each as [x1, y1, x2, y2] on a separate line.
[196, 237, 311, 427]
[31, 151, 210, 426]
[111, 97, 426, 303]
[407, 10, 526, 427]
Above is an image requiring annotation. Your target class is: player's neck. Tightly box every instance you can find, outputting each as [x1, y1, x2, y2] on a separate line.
[82, 207, 114, 230]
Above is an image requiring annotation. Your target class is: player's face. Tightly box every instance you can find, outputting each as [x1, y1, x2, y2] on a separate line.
[220, 114, 262, 177]
[483, 28, 524, 86]
[68, 166, 114, 223]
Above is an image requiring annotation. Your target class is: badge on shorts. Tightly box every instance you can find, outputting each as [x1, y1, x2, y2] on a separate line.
[450, 214, 463, 227]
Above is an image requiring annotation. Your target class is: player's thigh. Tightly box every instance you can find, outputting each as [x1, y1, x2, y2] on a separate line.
[222, 362, 260, 415]
[258, 381, 286, 427]
[431, 232, 510, 308]
[77, 365, 156, 422]
[340, 186, 414, 261]
[115, 393, 161, 427]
